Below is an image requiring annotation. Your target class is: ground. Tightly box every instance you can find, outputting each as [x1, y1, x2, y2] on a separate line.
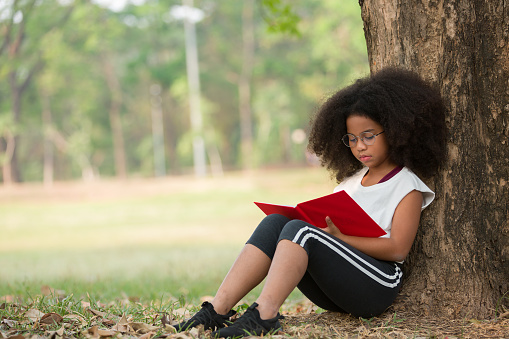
[1, 169, 508, 338]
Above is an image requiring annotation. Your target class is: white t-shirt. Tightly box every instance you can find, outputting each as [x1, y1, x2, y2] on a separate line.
[333, 167, 434, 239]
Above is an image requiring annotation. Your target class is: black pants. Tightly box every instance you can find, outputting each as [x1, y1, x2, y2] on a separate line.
[246, 214, 402, 318]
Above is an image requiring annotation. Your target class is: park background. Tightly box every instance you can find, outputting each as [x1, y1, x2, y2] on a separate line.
[2, 2, 508, 337]
[0, 0, 368, 303]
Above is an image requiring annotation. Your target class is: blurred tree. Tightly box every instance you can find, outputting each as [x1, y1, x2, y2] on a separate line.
[102, 51, 127, 179]
[0, 0, 74, 183]
[119, 0, 190, 175]
[1, 0, 369, 181]
[239, 0, 255, 170]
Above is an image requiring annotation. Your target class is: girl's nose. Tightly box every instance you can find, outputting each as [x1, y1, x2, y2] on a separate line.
[356, 139, 368, 150]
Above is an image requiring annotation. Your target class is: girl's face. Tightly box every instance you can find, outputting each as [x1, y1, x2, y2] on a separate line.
[345, 115, 396, 172]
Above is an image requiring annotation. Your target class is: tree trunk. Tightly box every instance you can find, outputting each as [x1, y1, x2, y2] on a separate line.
[361, 0, 509, 319]
[7, 71, 22, 183]
[0, 130, 15, 185]
[239, 0, 255, 170]
[239, 0, 254, 170]
[40, 90, 54, 187]
[102, 52, 127, 179]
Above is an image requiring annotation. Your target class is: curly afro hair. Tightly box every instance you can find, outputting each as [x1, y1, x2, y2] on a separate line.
[308, 67, 447, 182]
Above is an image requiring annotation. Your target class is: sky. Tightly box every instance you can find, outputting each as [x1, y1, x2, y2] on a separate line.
[92, 0, 146, 12]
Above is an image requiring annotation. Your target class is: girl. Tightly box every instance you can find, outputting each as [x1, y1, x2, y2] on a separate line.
[173, 67, 447, 338]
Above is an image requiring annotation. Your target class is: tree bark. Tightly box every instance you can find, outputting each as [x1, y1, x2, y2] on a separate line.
[0, 129, 15, 185]
[361, 0, 509, 318]
[239, 0, 255, 170]
[40, 89, 54, 187]
[102, 52, 127, 179]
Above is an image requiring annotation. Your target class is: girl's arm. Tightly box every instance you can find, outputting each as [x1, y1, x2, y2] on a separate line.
[323, 190, 423, 262]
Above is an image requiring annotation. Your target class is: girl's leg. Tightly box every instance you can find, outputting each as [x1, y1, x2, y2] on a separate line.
[285, 223, 403, 318]
[255, 239, 308, 319]
[211, 214, 291, 315]
[211, 244, 271, 314]
[211, 238, 308, 338]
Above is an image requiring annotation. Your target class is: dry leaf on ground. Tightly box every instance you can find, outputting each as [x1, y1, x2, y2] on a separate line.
[5, 335, 24, 339]
[112, 314, 130, 333]
[172, 308, 189, 319]
[44, 326, 64, 338]
[1, 319, 17, 328]
[86, 309, 107, 318]
[129, 322, 159, 334]
[84, 325, 117, 338]
[138, 331, 156, 339]
[160, 313, 177, 327]
[25, 309, 46, 323]
[40, 286, 65, 299]
[40, 313, 63, 325]
[63, 314, 87, 327]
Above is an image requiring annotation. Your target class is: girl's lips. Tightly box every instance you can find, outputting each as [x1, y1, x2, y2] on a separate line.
[359, 155, 371, 162]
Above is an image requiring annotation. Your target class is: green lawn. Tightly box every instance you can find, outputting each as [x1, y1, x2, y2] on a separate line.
[0, 167, 334, 304]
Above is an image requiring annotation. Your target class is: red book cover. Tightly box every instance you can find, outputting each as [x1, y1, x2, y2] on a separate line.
[254, 190, 386, 237]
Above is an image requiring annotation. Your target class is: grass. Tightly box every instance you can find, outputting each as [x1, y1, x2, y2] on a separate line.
[0, 167, 334, 303]
[1, 167, 507, 338]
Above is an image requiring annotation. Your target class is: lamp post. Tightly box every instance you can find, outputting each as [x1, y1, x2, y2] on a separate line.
[170, 1, 206, 177]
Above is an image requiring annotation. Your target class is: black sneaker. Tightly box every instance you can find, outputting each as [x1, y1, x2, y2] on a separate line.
[212, 302, 284, 338]
[173, 301, 236, 332]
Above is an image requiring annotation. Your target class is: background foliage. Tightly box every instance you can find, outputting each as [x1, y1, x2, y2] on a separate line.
[0, 0, 368, 182]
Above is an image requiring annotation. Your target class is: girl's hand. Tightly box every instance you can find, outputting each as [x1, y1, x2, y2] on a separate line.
[323, 216, 344, 239]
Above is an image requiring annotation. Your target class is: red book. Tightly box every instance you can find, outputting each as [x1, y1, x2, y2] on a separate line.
[254, 190, 386, 237]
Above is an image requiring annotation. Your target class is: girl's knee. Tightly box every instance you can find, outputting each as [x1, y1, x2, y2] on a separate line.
[264, 213, 291, 225]
[256, 214, 291, 233]
[247, 214, 292, 259]
[280, 219, 314, 239]
[251, 214, 291, 238]
[285, 219, 312, 230]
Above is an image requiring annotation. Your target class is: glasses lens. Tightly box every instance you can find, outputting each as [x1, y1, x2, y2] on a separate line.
[342, 134, 355, 147]
[360, 132, 376, 145]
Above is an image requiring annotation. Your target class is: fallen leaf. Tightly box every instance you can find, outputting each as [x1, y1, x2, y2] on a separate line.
[189, 326, 203, 337]
[5, 335, 24, 339]
[173, 308, 189, 318]
[138, 331, 155, 339]
[160, 313, 177, 326]
[100, 319, 115, 327]
[163, 325, 176, 334]
[1, 319, 17, 328]
[40, 286, 66, 299]
[112, 314, 129, 333]
[40, 313, 63, 325]
[97, 329, 116, 337]
[170, 334, 192, 339]
[129, 322, 159, 334]
[87, 309, 107, 318]
[45, 326, 65, 339]
[56, 327, 64, 336]
[86, 325, 98, 338]
[63, 314, 87, 326]
[0, 296, 14, 303]
[40, 286, 52, 296]
[25, 309, 45, 323]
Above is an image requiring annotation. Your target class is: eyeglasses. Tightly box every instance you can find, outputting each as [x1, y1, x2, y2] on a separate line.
[342, 131, 385, 147]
